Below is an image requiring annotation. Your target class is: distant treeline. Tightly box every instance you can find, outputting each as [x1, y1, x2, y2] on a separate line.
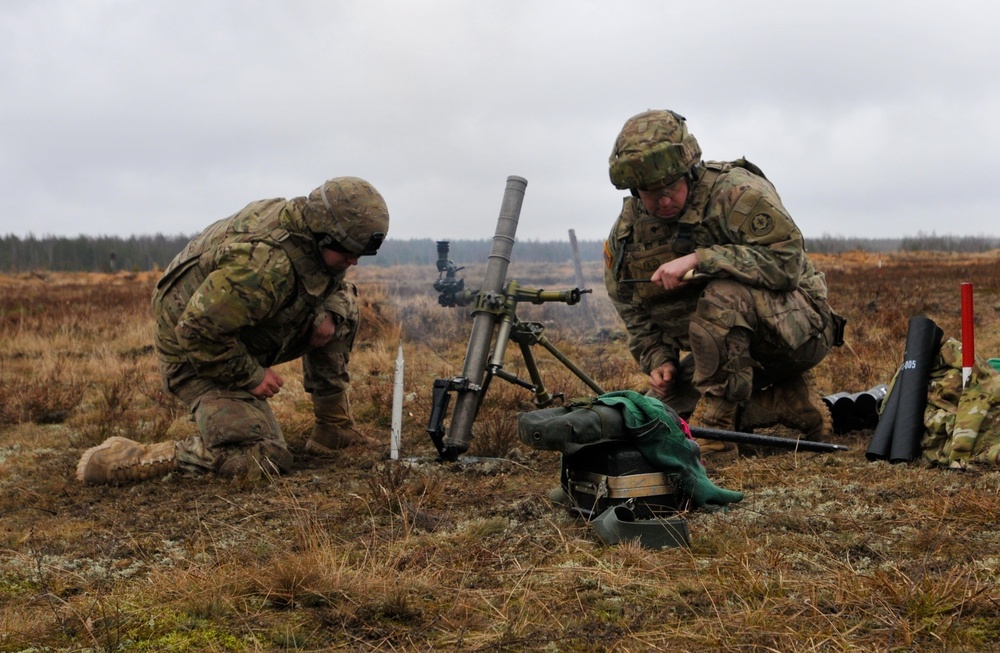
[2, 233, 998, 273]
[2, 233, 192, 273]
[808, 233, 1000, 254]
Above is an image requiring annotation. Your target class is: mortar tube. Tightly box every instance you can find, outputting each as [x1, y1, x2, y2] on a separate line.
[442, 176, 528, 460]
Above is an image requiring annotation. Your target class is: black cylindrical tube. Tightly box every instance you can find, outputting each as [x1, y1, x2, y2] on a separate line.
[689, 427, 848, 453]
[823, 392, 854, 435]
[866, 373, 900, 461]
[888, 316, 943, 463]
[852, 384, 888, 430]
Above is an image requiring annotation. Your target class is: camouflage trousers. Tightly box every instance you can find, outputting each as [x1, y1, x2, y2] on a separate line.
[660, 279, 837, 415]
[161, 290, 359, 478]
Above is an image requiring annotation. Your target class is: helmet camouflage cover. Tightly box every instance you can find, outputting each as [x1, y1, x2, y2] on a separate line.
[608, 110, 702, 191]
[304, 176, 389, 256]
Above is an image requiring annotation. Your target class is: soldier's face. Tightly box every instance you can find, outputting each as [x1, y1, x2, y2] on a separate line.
[637, 178, 689, 219]
[321, 248, 359, 271]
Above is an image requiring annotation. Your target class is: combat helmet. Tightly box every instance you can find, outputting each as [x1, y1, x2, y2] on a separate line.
[608, 110, 702, 191]
[303, 177, 389, 256]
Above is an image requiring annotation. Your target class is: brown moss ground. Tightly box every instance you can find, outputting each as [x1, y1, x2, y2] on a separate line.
[2, 252, 999, 651]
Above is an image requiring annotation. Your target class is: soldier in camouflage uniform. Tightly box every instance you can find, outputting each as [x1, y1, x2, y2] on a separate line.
[604, 110, 845, 456]
[76, 177, 389, 484]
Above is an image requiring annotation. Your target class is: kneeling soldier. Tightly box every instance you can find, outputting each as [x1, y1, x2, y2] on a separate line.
[77, 176, 389, 483]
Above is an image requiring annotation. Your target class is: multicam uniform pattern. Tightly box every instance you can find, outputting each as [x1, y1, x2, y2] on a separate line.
[152, 198, 358, 475]
[922, 338, 1000, 468]
[604, 160, 841, 408]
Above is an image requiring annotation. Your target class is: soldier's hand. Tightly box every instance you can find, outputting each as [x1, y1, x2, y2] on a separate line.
[309, 312, 336, 348]
[649, 361, 678, 398]
[250, 368, 284, 399]
[651, 253, 698, 291]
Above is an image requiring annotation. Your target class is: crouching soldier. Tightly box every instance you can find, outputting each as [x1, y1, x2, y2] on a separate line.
[76, 176, 390, 484]
[604, 110, 845, 457]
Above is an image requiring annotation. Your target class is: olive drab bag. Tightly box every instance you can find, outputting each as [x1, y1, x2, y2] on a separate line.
[517, 398, 661, 454]
[518, 391, 744, 510]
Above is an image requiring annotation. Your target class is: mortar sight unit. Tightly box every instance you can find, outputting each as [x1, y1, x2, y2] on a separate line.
[433, 240, 590, 309]
[433, 240, 470, 307]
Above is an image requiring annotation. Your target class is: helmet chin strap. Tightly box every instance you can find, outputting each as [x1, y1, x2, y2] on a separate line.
[318, 184, 362, 254]
[319, 183, 333, 212]
[659, 166, 699, 215]
[678, 164, 702, 214]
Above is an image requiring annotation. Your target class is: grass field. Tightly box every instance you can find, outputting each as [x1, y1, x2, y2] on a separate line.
[1, 251, 999, 652]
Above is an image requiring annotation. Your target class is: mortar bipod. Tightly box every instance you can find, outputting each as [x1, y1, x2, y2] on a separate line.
[426, 279, 605, 461]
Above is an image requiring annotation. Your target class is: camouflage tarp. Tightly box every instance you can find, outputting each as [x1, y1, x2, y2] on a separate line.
[921, 338, 1000, 468]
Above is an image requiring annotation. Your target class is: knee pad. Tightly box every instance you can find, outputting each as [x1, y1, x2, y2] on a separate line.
[193, 391, 282, 450]
[689, 317, 754, 402]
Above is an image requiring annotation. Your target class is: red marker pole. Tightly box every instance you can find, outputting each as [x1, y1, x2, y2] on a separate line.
[961, 282, 975, 386]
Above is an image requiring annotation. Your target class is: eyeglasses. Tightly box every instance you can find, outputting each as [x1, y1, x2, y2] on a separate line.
[637, 177, 687, 200]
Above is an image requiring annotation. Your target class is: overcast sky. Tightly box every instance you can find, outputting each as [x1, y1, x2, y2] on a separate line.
[3, 1, 998, 243]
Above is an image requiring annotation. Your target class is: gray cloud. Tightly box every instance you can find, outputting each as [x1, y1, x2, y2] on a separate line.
[2, 0, 998, 242]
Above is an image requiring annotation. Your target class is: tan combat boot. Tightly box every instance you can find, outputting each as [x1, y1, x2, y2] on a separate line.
[305, 392, 373, 454]
[76, 437, 177, 485]
[687, 397, 739, 457]
[741, 371, 833, 440]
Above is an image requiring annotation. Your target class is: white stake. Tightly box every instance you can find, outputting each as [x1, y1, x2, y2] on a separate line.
[390, 339, 404, 460]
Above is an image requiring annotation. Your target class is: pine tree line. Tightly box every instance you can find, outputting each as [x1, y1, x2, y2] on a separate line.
[0, 234, 609, 272]
[1, 233, 997, 273]
[1, 234, 192, 273]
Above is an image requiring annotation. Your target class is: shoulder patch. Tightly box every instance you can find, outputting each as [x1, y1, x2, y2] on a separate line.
[750, 213, 774, 237]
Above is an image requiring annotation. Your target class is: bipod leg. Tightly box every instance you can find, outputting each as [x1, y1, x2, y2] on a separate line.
[478, 367, 495, 411]
[517, 340, 556, 408]
[533, 333, 605, 395]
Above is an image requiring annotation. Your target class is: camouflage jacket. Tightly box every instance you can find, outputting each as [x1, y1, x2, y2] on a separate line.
[922, 338, 1000, 468]
[603, 159, 830, 373]
[152, 198, 346, 391]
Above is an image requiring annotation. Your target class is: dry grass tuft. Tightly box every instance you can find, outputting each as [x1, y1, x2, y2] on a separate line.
[0, 366, 85, 425]
[2, 253, 1000, 650]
